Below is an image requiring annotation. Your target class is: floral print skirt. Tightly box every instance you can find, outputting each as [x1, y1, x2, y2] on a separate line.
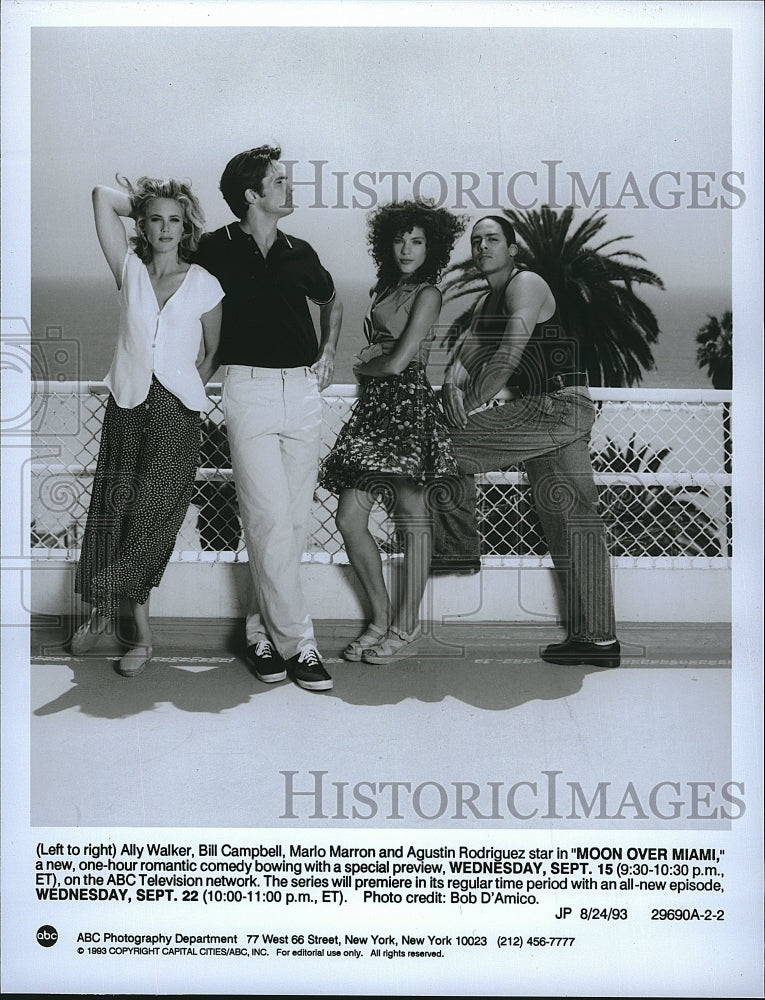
[319, 361, 458, 493]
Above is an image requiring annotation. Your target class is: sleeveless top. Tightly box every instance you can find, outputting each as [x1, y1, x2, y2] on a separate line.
[364, 282, 432, 357]
[471, 267, 577, 394]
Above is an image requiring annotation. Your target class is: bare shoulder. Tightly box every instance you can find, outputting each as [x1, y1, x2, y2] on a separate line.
[413, 283, 442, 307]
[504, 269, 552, 311]
[506, 268, 549, 297]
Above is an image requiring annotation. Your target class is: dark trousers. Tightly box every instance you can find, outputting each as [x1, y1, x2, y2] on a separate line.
[433, 388, 616, 641]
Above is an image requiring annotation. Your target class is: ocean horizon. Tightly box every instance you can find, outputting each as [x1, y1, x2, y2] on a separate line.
[31, 276, 730, 389]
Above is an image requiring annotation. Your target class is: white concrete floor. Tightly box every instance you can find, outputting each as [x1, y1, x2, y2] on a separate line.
[30, 619, 731, 830]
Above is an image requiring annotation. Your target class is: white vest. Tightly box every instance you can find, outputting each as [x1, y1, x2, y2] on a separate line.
[104, 250, 224, 411]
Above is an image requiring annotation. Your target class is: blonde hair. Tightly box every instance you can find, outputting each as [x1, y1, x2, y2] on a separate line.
[117, 174, 205, 262]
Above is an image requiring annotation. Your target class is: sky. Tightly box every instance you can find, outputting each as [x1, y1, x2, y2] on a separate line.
[28, 20, 735, 309]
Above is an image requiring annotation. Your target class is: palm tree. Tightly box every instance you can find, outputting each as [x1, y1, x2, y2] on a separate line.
[696, 311, 732, 389]
[696, 310, 732, 555]
[592, 435, 723, 557]
[441, 205, 664, 387]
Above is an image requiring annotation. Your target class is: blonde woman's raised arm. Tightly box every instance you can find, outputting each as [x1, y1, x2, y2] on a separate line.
[92, 185, 132, 286]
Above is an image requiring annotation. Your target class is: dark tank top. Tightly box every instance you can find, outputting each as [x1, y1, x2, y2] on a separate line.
[472, 268, 577, 394]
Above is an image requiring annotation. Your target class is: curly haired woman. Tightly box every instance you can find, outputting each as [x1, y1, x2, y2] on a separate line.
[320, 200, 466, 664]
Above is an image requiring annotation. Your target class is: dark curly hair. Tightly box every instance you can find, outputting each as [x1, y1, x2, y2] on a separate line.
[117, 174, 205, 263]
[367, 200, 467, 292]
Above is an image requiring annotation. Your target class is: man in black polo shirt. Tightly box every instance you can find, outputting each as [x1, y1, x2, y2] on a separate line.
[196, 145, 343, 691]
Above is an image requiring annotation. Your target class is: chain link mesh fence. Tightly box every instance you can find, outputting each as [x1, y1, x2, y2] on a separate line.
[31, 384, 732, 564]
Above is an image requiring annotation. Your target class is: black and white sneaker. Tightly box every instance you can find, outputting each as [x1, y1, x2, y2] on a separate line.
[286, 645, 333, 691]
[246, 639, 287, 683]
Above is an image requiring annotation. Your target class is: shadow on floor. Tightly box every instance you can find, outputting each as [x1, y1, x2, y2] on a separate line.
[31, 617, 730, 720]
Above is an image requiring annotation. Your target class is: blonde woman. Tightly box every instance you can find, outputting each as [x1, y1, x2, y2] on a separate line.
[71, 176, 224, 676]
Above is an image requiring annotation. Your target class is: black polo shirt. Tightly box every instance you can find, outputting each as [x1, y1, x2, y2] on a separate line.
[194, 223, 335, 368]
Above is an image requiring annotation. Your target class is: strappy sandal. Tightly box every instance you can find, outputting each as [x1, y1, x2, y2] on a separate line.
[342, 623, 387, 662]
[361, 626, 423, 664]
[69, 610, 109, 655]
[116, 644, 153, 678]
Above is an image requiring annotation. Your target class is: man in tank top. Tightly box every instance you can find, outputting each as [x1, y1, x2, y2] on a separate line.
[434, 216, 620, 668]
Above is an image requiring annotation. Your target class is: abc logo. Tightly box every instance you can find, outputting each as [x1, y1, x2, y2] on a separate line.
[36, 925, 58, 947]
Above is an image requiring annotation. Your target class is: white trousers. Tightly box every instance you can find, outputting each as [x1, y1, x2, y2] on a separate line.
[223, 365, 322, 658]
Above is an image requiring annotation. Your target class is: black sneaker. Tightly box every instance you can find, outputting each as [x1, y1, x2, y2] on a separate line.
[540, 637, 621, 669]
[286, 645, 333, 691]
[246, 639, 287, 683]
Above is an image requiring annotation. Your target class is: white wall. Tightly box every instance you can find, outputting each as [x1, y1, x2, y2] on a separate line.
[29, 558, 731, 624]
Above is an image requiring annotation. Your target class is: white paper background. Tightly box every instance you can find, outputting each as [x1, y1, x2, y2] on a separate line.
[2, 1, 762, 996]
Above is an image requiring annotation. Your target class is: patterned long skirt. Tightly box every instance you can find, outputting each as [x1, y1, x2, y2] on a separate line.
[74, 377, 201, 619]
[319, 361, 457, 493]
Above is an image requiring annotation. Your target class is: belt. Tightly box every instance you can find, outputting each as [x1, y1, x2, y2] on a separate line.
[467, 387, 523, 415]
[467, 372, 589, 415]
[225, 365, 313, 379]
[509, 372, 590, 395]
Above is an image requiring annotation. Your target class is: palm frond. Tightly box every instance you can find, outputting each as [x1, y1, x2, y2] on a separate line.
[446, 205, 666, 386]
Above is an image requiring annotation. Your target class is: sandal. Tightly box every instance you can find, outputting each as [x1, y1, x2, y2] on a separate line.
[342, 623, 387, 662]
[70, 610, 109, 655]
[116, 644, 153, 678]
[361, 626, 423, 664]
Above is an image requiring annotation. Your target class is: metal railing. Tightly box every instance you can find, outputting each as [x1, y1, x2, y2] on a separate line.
[30, 383, 732, 566]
